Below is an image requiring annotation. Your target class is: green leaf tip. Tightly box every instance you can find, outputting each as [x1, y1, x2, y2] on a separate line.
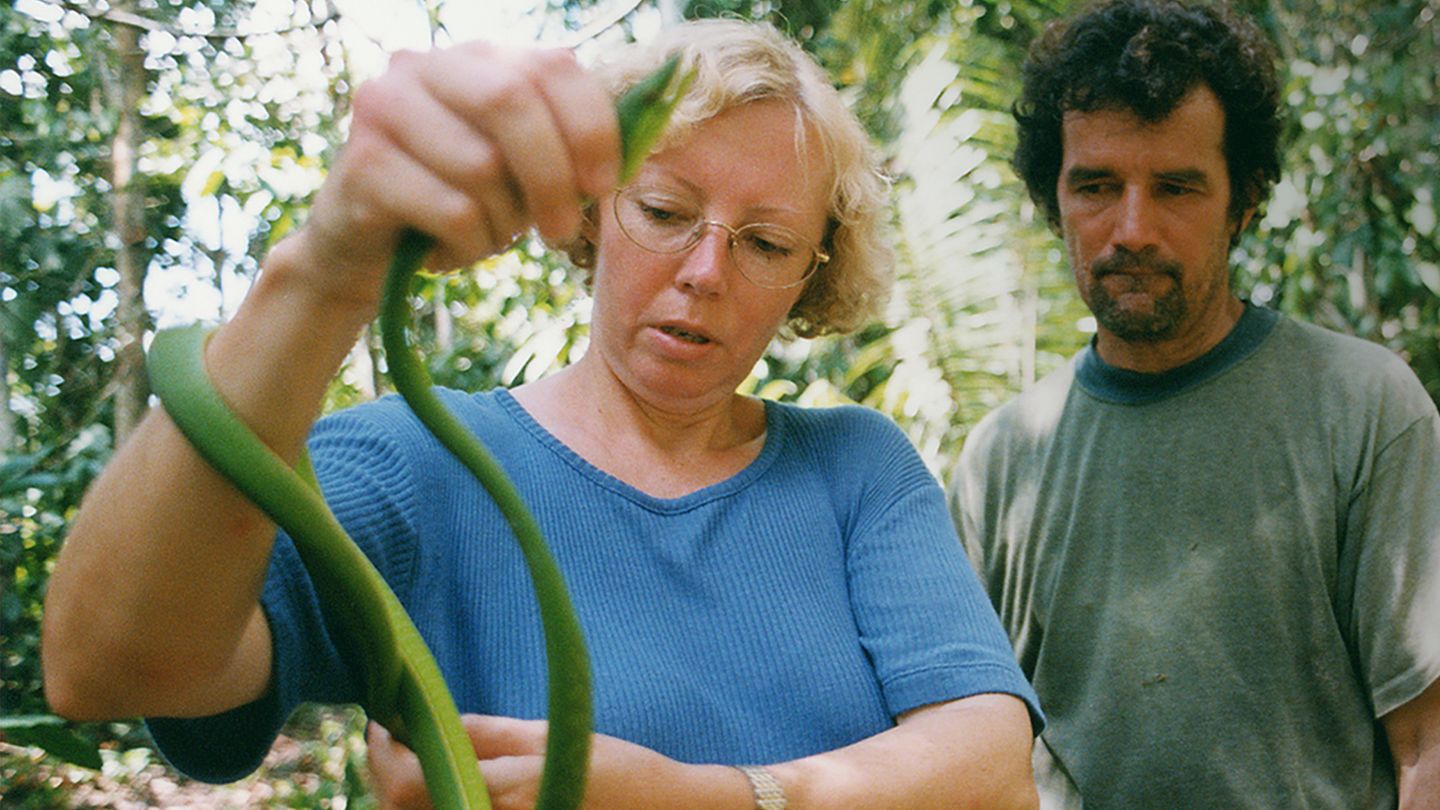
[615, 53, 698, 184]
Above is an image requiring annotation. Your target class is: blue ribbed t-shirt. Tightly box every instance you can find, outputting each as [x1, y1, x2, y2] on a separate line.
[151, 390, 1040, 782]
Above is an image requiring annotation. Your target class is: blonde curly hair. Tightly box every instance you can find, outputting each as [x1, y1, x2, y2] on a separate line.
[562, 19, 893, 338]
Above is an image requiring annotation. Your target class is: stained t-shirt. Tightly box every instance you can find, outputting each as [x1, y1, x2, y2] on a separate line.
[953, 304, 1440, 808]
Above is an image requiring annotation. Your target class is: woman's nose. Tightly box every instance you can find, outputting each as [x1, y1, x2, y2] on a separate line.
[673, 224, 734, 295]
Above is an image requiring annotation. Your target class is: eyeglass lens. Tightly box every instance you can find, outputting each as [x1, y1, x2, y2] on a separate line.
[614, 186, 824, 289]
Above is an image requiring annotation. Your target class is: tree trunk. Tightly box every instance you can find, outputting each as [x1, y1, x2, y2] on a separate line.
[105, 12, 151, 447]
[433, 279, 452, 351]
[0, 336, 15, 452]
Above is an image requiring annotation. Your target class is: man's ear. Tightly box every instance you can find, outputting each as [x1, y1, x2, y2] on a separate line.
[1229, 206, 1258, 245]
[1237, 206, 1257, 234]
[1231, 171, 1266, 240]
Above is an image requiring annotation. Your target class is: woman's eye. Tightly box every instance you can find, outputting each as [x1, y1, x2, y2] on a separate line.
[640, 202, 675, 221]
[744, 231, 796, 258]
[638, 200, 695, 227]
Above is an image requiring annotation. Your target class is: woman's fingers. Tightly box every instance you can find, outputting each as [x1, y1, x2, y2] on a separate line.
[359, 49, 534, 247]
[302, 40, 616, 287]
[366, 722, 435, 810]
[308, 128, 510, 276]
[442, 715, 549, 810]
[520, 47, 622, 201]
[421, 43, 609, 244]
[462, 714, 552, 759]
[479, 755, 546, 810]
[370, 716, 689, 810]
[342, 59, 530, 265]
[366, 715, 558, 810]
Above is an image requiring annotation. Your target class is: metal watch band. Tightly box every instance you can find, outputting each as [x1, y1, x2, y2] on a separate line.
[735, 764, 787, 810]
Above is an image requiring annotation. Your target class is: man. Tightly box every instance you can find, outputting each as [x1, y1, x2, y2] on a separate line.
[950, 0, 1440, 806]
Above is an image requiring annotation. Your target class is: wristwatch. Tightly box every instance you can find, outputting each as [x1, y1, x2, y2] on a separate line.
[735, 765, 787, 810]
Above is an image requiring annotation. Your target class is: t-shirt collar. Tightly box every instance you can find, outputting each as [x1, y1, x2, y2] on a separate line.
[1075, 301, 1280, 405]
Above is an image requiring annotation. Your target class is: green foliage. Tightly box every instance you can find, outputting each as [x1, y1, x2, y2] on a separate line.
[405, 242, 595, 393]
[683, 0, 842, 42]
[816, 0, 1089, 458]
[1, 0, 362, 798]
[0, 747, 70, 809]
[4, 0, 1439, 804]
[1, 428, 112, 802]
[1235, 0, 1440, 404]
[2, 4, 148, 445]
[0, 716, 103, 770]
[0, 708, 377, 809]
[1, 426, 110, 717]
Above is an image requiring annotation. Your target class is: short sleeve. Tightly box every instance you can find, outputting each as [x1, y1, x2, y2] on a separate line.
[841, 416, 1044, 733]
[1350, 409, 1440, 716]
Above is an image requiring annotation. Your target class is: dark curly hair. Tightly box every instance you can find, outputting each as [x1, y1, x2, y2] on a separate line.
[1012, 0, 1283, 236]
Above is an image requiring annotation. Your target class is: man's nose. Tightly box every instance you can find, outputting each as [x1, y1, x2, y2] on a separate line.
[1112, 187, 1160, 252]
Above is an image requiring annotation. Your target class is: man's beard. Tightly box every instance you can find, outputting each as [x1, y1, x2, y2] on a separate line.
[1085, 248, 1187, 342]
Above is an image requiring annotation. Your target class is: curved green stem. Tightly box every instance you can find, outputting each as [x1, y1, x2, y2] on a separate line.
[381, 230, 593, 810]
[147, 324, 490, 810]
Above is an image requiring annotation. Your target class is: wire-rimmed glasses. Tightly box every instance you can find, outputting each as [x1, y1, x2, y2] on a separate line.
[612, 184, 829, 290]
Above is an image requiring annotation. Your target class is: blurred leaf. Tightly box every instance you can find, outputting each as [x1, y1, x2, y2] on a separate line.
[0, 715, 103, 770]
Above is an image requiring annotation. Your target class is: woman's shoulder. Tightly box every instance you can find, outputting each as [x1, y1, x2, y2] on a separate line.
[766, 400, 932, 491]
[768, 399, 911, 448]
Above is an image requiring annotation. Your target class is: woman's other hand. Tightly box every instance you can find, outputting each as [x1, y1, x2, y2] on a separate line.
[366, 716, 746, 810]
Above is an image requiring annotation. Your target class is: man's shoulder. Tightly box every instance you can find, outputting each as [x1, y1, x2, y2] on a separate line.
[958, 359, 1080, 468]
[975, 359, 1080, 434]
[1267, 315, 1430, 399]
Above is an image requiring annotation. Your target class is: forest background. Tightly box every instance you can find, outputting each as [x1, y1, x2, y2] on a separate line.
[2, 0, 1437, 806]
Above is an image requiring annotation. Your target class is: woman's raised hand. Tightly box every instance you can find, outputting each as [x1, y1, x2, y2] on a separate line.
[287, 42, 620, 310]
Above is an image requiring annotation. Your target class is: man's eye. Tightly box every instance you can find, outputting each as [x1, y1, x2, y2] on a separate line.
[1159, 183, 1195, 197]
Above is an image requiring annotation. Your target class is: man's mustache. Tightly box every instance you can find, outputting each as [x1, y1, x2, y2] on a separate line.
[1091, 248, 1183, 279]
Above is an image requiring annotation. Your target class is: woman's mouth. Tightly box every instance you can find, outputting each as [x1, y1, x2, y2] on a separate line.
[658, 325, 712, 344]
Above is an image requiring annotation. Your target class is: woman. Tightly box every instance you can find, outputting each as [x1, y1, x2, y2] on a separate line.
[42, 19, 1041, 809]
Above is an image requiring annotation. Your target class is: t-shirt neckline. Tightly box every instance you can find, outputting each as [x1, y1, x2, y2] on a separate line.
[1075, 302, 1279, 405]
[490, 388, 787, 512]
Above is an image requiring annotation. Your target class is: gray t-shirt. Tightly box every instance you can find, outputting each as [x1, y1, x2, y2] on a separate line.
[952, 304, 1440, 808]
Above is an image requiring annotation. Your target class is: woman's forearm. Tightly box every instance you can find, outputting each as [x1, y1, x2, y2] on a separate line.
[41, 238, 376, 722]
[370, 695, 1037, 810]
[767, 694, 1037, 810]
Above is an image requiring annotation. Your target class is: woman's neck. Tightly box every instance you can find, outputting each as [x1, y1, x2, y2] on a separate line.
[510, 362, 767, 498]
